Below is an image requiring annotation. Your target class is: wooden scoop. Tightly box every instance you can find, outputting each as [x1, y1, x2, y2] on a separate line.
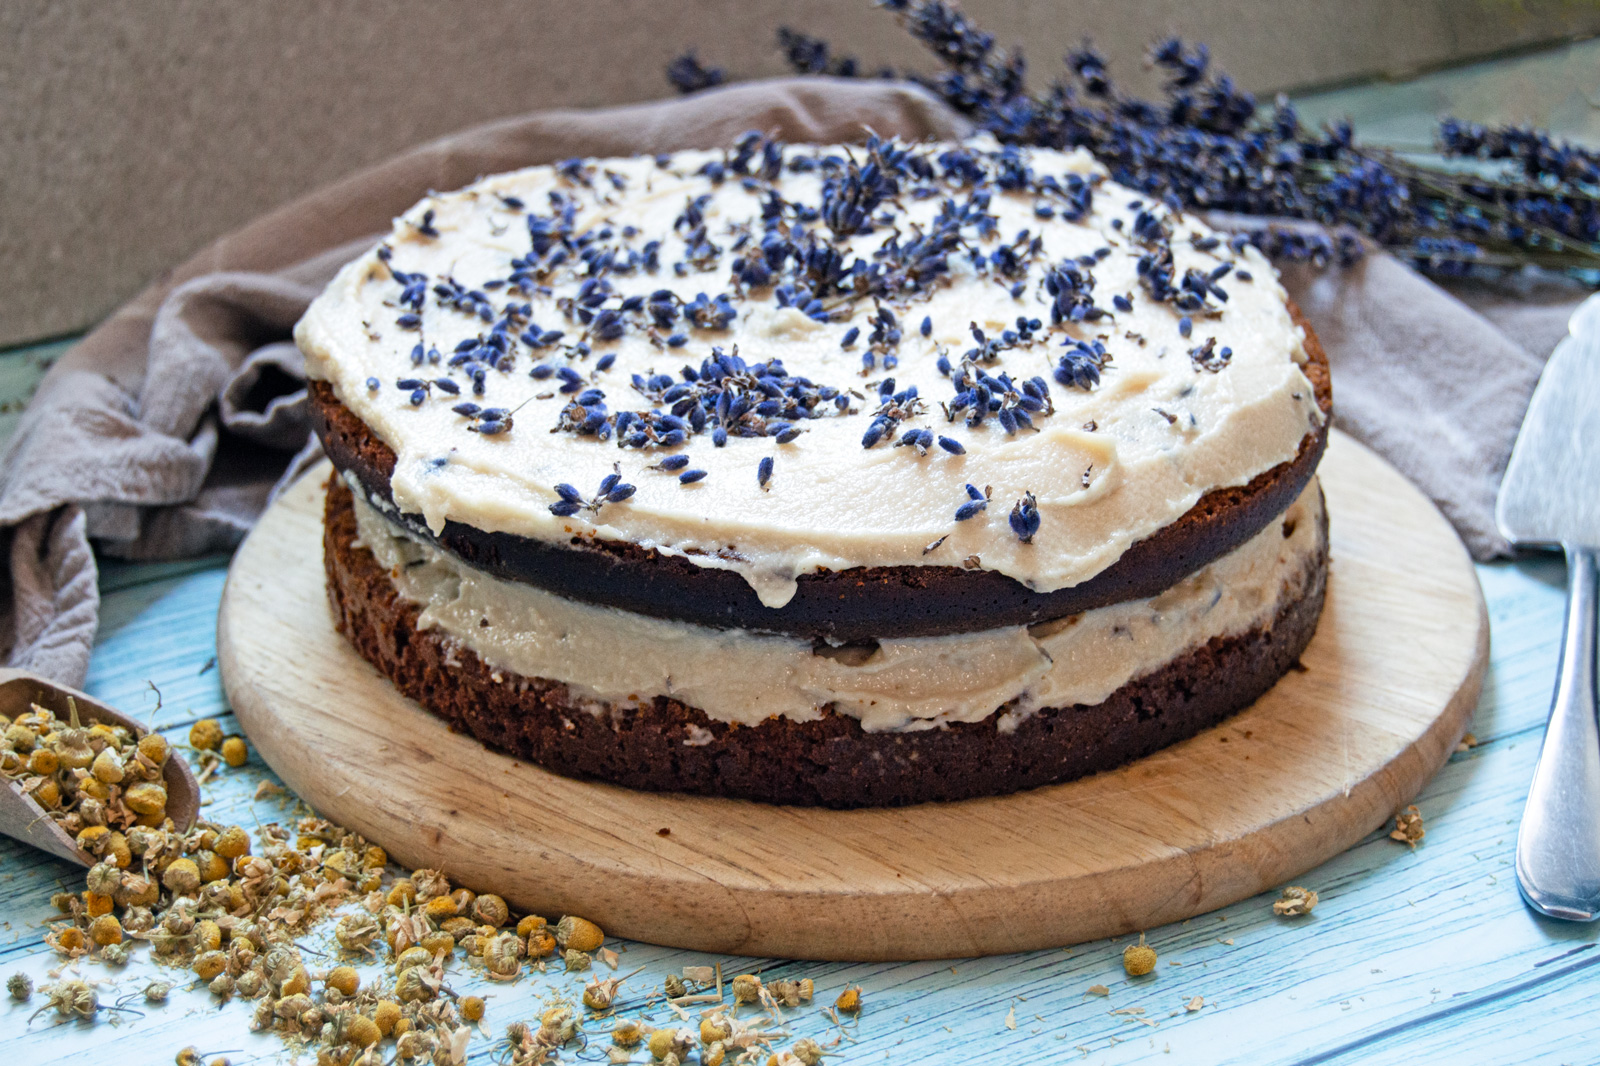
[0, 667, 199, 867]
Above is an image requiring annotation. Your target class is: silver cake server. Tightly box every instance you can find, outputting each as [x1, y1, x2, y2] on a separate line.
[1497, 291, 1600, 921]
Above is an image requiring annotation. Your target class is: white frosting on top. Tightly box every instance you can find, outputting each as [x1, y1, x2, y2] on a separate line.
[300, 138, 1321, 609]
[352, 478, 1324, 733]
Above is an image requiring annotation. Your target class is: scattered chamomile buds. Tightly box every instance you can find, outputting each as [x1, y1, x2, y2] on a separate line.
[1273, 885, 1320, 916]
[731, 973, 762, 1004]
[612, 1019, 644, 1047]
[554, 914, 604, 953]
[1122, 933, 1158, 976]
[188, 718, 224, 751]
[219, 736, 248, 767]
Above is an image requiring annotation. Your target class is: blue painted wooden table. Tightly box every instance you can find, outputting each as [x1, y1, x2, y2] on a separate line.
[5, 44, 1600, 1065]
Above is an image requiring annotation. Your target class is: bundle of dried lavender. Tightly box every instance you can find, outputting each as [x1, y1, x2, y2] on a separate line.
[671, 0, 1600, 282]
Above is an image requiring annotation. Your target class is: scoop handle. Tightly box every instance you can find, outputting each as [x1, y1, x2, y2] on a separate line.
[1516, 546, 1600, 921]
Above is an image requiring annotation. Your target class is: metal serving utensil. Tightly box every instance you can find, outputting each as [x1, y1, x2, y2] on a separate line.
[1496, 293, 1600, 921]
[0, 667, 199, 867]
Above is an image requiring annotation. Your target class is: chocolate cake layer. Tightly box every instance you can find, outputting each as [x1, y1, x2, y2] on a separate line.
[310, 302, 1329, 643]
[323, 475, 1328, 808]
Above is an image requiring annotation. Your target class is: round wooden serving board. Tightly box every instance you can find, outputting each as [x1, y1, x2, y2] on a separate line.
[219, 430, 1487, 961]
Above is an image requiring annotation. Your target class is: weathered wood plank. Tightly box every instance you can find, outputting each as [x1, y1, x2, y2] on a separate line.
[215, 438, 1489, 962]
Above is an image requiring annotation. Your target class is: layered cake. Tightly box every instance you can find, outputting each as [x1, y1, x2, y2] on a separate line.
[297, 133, 1331, 807]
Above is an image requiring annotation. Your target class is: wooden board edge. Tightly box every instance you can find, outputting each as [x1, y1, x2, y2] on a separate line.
[217, 445, 1493, 961]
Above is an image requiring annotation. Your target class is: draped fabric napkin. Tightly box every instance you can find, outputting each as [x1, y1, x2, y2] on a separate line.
[0, 76, 1580, 687]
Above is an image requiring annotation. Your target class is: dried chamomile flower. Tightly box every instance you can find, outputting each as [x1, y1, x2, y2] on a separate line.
[274, 991, 313, 1019]
[194, 917, 223, 951]
[555, 914, 604, 953]
[471, 893, 510, 927]
[583, 979, 616, 1011]
[162, 856, 201, 896]
[835, 985, 862, 1013]
[583, 968, 639, 1012]
[394, 946, 431, 974]
[1122, 933, 1158, 976]
[527, 929, 557, 958]
[3, 722, 35, 752]
[220, 736, 248, 767]
[537, 1005, 580, 1047]
[769, 977, 813, 1007]
[85, 860, 120, 897]
[125, 781, 168, 816]
[47, 923, 87, 956]
[89, 914, 123, 946]
[373, 999, 402, 1036]
[422, 894, 458, 921]
[410, 868, 451, 901]
[699, 1016, 731, 1044]
[325, 965, 360, 996]
[462, 995, 486, 1022]
[7, 972, 31, 1001]
[340, 1013, 382, 1048]
[564, 948, 592, 972]
[731, 973, 762, 1004]
[35, 978, 99, 1020]
[440, 915, 477, 940]
[188, 718, 224, 751]
[394, 1030, 432, 1061]
[137, 731, 170, 765]
[29, 779, 61, 809]
[120, 873, 159, 908]
[394, 966, 436, 1003]
[101, 942, 131, 966]
[647, 1028, 693, 1061]
[280, 966, 311, 996]
[485, 932, 525, 978]
[214, 824, 250, 859]
[145, 980, 173, 1003]
[792, 1038, 824, 1066]
[664, 973, 687, 998]
[1391, 805, 1425, 849]
[612, 1019, 644, 1047]
[194, 950, 228, 980]
[1273, 885, 1319, 917]
[334, 912, 380, 953]
[90, 746, 124, 783]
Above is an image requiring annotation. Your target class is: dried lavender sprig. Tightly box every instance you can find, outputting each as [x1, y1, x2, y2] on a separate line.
[674, 0, 1600, 283]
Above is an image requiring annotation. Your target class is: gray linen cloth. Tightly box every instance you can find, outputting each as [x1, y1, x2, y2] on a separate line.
[0, 77, 1580, 686]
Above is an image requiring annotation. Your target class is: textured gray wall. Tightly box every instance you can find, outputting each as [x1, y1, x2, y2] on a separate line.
[4, 0, 1598, 348]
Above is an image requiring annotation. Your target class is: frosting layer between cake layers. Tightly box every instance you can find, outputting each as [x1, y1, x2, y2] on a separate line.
[350, 476, 1325, 733]
[298, 137, 1323, 610]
